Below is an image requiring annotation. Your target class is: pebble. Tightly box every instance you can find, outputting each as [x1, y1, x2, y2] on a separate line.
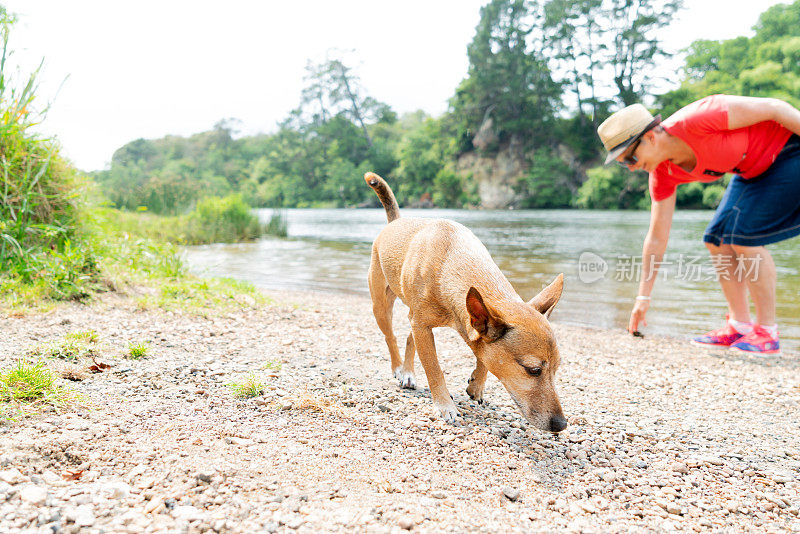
[20, 485, 48, 506]
[502, 486, 520, 502]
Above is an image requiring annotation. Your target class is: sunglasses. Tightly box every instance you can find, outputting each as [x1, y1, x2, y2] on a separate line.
[615, 136, 643, 168]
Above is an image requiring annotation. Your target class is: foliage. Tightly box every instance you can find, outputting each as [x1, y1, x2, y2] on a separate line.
[182, 194, 262, 245]
[227, 372, 266, 398]
[657, 0, 800, 115]
[575, 166, 650, 209]
[0, 360, 73, 420]
[266, 209, 288, 237]
[0, 9, 105, 303]
[516, 148, 575, 208]
[126, 341, 149, 360]
[133, 277, 269, 315]
[449, 0, 562, 151]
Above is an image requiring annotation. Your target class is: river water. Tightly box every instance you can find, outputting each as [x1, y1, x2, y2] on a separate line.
[185, 209, 800, 354]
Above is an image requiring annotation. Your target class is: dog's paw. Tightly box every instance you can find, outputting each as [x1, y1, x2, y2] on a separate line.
[436, 402, 459, 423]
[394, 367, 416, 389]
[466, 381, 485, 404]
[399, 373, 416, 389]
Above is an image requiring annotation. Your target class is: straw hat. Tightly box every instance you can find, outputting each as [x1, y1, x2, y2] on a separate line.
[597, 104, 661, 164]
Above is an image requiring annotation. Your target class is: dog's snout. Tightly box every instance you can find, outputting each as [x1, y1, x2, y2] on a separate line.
[548, 415, 568, 433]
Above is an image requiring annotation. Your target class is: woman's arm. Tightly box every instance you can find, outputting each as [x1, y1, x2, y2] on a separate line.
[628, 192, 677, 333]
[727, 95, 800, 134]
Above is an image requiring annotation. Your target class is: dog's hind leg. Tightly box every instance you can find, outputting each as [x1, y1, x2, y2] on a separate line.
[466, 359, 487, 404]
[398, 331, 416, 389]
[368, 260, 403, 377]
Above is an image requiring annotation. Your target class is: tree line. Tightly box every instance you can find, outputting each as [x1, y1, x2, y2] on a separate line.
[94, 0, 800, 213]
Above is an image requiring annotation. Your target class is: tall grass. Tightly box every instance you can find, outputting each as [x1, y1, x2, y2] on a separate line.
[182, 194, 263, 244]
[266, 209, 288, 237]
[0, 9, 100, 302]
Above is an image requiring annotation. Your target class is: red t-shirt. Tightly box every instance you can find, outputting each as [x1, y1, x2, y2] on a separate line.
[649, 94, 793, 201]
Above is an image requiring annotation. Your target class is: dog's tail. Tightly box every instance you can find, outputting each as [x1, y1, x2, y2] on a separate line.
[364, 172, 400, 223]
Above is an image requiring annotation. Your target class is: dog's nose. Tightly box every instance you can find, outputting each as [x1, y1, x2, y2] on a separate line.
[549, 415, 568, 433]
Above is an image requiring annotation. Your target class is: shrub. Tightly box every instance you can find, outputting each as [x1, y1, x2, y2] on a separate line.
[182, 194, 263, 244]
[266, 209, 288, 237]
[0, 10, 101, 304]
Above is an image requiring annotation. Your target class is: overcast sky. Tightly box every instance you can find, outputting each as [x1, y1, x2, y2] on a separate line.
[2, 0, 787, 171]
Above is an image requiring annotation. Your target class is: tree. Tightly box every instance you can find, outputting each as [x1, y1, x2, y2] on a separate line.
[605, 0, 683, 106]
[450, 0, 562, 151]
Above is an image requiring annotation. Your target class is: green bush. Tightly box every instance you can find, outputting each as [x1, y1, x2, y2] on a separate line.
[575, 166, 649, 209]
[182, 194, 263, 244]
[516, 149, 574, 208]
[0, 10, 102, 303]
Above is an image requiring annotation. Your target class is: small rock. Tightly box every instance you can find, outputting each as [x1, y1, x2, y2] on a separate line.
[672, 462, 689, 474]
[20, 485, 47, 506]
[502, 486, 520, 502]
[0, 468, 25, 484]
[74, 505, 95, 527]
[432, 491, 447, 499]
[171, 505, 202, 521]
[398, 516, 415, 530]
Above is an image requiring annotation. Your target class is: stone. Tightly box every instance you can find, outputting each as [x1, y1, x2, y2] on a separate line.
[74, 505, 96, 527]
[398, 516, 416, 530]
[672, 462, 689, 474]
[171, 505, 202, 521]
[502, 486, 520, 502]
[0, 468, 25, 484]
[20, 485, 47, 506]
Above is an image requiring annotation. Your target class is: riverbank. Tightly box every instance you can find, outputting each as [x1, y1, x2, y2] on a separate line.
[0, 287, 799, 533]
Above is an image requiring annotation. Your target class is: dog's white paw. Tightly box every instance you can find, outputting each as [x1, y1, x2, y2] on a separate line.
[393, 367, 416, 389]
[398, 371, 416, 389]
[436, 402, 459, 423]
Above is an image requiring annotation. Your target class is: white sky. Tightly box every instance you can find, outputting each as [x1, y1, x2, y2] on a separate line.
[2, 0, 788, 171]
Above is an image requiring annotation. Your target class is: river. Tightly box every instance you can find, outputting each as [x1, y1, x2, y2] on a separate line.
[185, 209, 800, 354]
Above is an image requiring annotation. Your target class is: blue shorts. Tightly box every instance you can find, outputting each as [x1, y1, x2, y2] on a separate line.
[703, 134, 800, 247]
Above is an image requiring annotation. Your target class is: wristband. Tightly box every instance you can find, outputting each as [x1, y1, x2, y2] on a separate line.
[635, 295, 651, 301]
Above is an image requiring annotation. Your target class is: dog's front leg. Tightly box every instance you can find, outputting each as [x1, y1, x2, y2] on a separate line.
[466, 359, 487, 404]
[411, 324, 458, 422]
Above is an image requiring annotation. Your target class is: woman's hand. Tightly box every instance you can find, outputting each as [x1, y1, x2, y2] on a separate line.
[628, 299, 650, 334]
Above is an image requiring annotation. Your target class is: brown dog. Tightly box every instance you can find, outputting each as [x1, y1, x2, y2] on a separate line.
[365, 172, 567, 432]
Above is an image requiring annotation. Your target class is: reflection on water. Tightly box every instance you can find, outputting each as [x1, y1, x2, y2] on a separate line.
[185, 208, 800, 353]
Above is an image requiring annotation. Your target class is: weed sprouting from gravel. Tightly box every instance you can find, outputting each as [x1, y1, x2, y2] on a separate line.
[127, 341, 150, 360]
[64, 330, 99, 343]
[0, 360, 73, 419]
[262, 359, 282, 372]
[28, 337, 97, 362]
[228, 373, 266, 398]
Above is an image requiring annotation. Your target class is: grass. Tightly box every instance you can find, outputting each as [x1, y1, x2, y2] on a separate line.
[99, 194, 263, 246]
[28, 337, 97, 362]
[266, 209, 288, 237]
[127, 341, 149, 360]
[64, 330, 99, 343]
[262, 359, 282, 372]
[228, 373, 266, 398]
[134, 277, 270, 315]
[0, 360, 74, 419]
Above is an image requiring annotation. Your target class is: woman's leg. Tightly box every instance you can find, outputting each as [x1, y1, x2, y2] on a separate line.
[705, 242, 751, 322]
[730, 244, 777, 326]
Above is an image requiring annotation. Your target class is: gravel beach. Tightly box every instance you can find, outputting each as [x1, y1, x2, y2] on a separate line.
[0, 288, 799, 533]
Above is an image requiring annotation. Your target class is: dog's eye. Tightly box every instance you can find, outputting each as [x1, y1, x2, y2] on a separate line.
[525, 366, 542, 377]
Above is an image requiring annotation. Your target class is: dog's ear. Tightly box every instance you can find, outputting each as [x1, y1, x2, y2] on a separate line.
[466, 287, 508, 342]
[528, 273, 564, 319]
